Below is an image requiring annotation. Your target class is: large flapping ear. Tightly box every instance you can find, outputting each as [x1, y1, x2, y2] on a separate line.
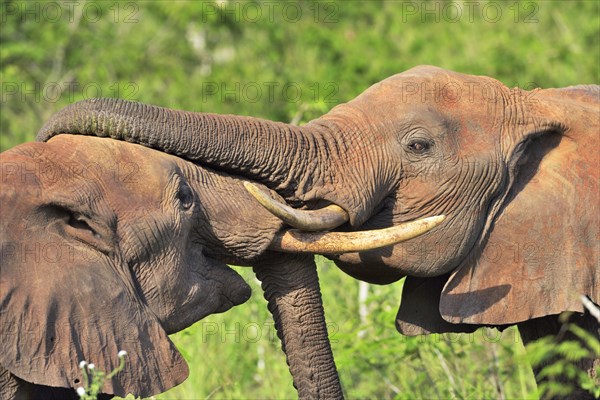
[396, 275, 479, 335]
[440, 85, 599, 325]
[0, 157, 188, 397]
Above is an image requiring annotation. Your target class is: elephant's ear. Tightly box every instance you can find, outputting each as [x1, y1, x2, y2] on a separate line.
[0, 173, 188, 397]
[396, 275, 478, 335]
[440, 86, 599, 325]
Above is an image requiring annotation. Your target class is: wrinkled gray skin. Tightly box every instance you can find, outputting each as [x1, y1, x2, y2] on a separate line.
[0, 135, 308, 398]
[38, 66, 599, 398]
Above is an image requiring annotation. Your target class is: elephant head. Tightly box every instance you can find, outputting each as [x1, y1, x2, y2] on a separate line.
[0, 134, 283, 398]
[37, 66, 598, 393]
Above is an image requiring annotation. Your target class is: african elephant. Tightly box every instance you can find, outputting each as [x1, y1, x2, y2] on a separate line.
[38, 66, 599, 397]
[0, 134, 269, 398]
[1, 134, 432, 398]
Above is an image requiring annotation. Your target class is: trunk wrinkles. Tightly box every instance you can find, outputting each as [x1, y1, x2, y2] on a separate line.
[37, 98, 387, 226]
[37, 98, 332, 204]
[253, 255, 343, 399]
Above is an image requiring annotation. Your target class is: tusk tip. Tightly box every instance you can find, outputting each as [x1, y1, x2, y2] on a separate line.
[243, 181, 267, 200]
[243, 181, 258, 191]
[425, 215, 446, 224]
[417, 215, 446, 230]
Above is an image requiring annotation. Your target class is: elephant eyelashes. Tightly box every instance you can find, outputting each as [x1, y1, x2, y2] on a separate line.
[406, 139, 432, 154]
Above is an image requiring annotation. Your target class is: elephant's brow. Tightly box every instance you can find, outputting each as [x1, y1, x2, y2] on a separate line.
[443, 118, 460, 135]
[75, 184, 105, 212]
[181, 163, 212, 185]
[58, 175, 118, 224]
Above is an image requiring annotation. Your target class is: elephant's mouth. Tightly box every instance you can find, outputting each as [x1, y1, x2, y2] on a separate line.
[216, 272, 252, 311]
[197, 248, 251, 301]
[159, 266, 251, 335]
[189, 251, 251, 314]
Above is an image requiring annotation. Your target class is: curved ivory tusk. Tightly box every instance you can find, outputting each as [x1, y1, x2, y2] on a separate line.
[270, 215, 446, 254]
[243, 181, 349, 231]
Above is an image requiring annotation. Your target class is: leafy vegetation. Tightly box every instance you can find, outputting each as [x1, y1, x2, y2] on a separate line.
[2, 0, 598, 399]
[523, 319, 600, 399]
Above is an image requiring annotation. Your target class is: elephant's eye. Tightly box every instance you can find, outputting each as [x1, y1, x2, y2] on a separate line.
[407, 139, 432, 154]
[177, 183, 194, 210]
[68, 213, 98, 237]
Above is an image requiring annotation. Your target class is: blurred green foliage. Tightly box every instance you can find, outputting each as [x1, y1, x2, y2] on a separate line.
[523, 321, 600, 399]
[1, 0, 598, 399]
[2, 0, 598, 150]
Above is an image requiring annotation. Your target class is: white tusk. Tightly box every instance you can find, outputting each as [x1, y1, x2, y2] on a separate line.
[270, 215, 446, 254]
[244, 181, 349, 231]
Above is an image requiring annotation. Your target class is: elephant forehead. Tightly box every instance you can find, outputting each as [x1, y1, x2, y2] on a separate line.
[41, 135, 173, 202]
[356, 66, 506, 109]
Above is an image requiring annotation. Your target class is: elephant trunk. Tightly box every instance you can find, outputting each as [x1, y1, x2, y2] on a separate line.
[36, 98, 324, 200]
[38, 98, 387, 226]
[253, 255, 343, 399]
